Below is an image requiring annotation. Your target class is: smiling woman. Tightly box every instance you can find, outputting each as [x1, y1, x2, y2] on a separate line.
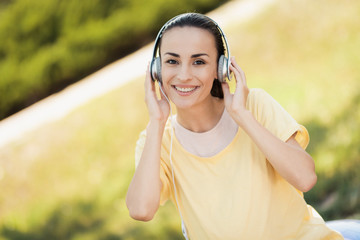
[125, 13, 344, 240]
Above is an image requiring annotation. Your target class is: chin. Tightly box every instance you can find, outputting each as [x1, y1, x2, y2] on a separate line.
[171, 99, 195, 110]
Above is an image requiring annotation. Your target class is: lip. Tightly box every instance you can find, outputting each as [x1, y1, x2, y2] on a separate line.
[172, 84, 199, 96]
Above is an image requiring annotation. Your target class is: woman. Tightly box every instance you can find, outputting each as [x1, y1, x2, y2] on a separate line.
[126, 13, 345, 239]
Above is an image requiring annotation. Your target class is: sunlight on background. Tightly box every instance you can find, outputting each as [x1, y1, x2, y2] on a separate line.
[0, 0, 359, 239]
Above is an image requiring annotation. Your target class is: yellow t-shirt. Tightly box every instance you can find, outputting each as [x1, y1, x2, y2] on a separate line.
[135, 88, 343, 240]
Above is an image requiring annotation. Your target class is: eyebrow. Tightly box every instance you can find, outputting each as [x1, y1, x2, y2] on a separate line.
[164, 52, 209, 58]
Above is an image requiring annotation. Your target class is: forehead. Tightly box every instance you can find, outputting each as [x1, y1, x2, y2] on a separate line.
[160, 26, 217, 56]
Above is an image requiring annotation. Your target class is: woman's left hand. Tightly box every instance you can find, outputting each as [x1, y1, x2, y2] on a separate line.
[221, 57, 250, 123]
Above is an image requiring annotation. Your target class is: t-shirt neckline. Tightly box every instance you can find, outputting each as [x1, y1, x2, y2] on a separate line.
[171, 110, 241, 160]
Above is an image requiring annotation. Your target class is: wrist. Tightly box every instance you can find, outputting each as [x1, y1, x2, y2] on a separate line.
[232, 109, 254, 129]
[147, 119, 167, 135]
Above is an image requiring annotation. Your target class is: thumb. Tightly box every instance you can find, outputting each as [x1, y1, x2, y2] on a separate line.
[221, 82, 231, 98]
[221, 82, 232, 103]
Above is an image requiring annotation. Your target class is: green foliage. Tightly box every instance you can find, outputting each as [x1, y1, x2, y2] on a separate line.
[0, 0, 227, 119]
[305, 91, 360, 220]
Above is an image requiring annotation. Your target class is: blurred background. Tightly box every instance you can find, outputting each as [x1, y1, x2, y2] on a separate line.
[0, 0, 359, 239]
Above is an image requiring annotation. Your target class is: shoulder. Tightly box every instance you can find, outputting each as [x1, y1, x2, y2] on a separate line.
[247, 87, 287, 110]
[135, 119, 173, 167]
[246, 88, 276, 119]
[246, 88, 297, 126]
[246, 88, 272, 106]
[135, 118, 173, 148]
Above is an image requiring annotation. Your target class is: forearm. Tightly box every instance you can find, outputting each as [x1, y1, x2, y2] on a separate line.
[126, 121, 165, 221]
[234, 110, 316, 192]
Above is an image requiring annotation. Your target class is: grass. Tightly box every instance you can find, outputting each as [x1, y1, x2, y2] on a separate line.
[0, 78, 182, 239]
[0, 0, 359, 239]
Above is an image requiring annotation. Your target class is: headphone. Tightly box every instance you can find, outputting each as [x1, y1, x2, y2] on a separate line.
[150, 13, 231, 84]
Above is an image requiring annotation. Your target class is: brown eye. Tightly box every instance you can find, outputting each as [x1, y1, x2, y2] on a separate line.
[166, 59, 178, 64]
[194, 60, 205, 65]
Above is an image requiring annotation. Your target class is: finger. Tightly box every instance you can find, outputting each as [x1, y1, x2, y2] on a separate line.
[229, 64, 247, 97]
[147, 63, 156, 91]
[221, 82, 232, 103]
[230, 64, 247, 93]
[144, 63, 150, 90]
[144, 63, 156, 99]
[231, 57, 247, 86]
[229, 64, 243, 85]
[145, 63, 155, 91]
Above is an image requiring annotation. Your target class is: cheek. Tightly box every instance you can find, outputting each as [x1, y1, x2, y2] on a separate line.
[160, 68, 174, 92]
[204, 61, 218, 78]
[161, 67, 175, 82]
[200, 66, 217, 83]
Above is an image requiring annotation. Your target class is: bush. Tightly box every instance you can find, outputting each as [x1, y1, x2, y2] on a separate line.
[0, 0, 228, 120]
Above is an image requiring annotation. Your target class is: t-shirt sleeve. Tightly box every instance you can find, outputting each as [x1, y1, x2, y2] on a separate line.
[246, 88, 309, 149]
[134, 130, 171, 205]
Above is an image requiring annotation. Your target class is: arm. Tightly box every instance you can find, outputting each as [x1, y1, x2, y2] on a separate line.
[126, 66, 170, 221]
[235, 110, 316, 192]
[222, 57, 317, 192]
[126, 121, 164, 221]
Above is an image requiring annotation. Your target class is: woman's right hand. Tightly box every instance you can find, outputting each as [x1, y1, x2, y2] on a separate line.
[144, 64, 170, 125]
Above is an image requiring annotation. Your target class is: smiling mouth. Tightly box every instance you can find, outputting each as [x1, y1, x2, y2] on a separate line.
[173, 85, 199, 93]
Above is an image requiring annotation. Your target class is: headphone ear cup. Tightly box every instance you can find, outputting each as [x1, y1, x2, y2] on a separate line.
[151, 57, 162, 84]
[155, 57, 162, 84]
[217, 55, 227, 82]
[150, 57, 161, 81]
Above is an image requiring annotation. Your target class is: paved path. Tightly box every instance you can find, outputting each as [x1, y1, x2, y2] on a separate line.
[0, 0, 275, 148]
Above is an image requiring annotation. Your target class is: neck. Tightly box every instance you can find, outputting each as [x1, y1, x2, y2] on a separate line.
[176, 97, 225, 133]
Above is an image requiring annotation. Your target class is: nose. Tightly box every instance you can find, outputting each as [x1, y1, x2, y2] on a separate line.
[177, 64, 192, 81]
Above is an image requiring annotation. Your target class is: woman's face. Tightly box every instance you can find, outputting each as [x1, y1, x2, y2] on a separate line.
[160, 26, 218, 110]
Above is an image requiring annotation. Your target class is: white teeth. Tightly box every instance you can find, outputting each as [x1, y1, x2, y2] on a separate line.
[175, 86, 197, 92]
